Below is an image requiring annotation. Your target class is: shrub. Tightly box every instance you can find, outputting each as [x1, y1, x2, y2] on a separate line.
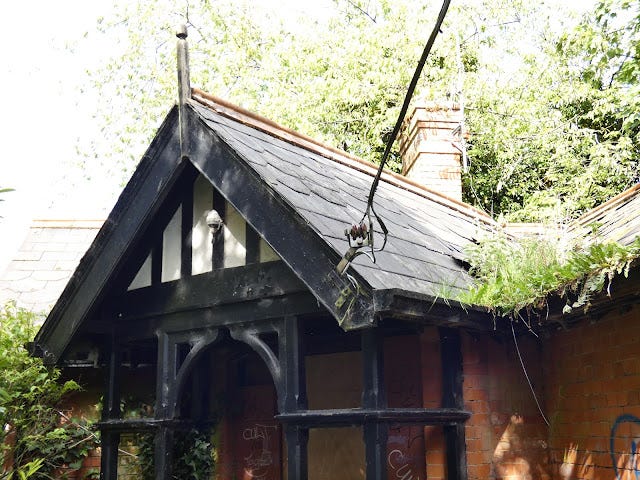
[0, 302, 98, 479]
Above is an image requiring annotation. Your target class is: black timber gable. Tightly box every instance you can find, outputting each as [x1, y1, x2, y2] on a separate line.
[34, 107, 185, 363]
[34, 94, 496, 364]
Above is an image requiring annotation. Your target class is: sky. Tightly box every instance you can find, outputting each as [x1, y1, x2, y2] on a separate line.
[0, 0, 334, 270]
[0, 0, 596, 271]
[0, 0, 117, 269]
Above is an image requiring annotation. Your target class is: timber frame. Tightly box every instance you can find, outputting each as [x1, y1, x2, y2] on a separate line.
[32, 29, 499, 479]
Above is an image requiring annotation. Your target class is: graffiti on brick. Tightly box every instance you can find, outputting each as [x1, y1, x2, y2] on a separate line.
[610, 414, 640, 480]
[242, 424, 278, 479]
[388, 449, 418, 480]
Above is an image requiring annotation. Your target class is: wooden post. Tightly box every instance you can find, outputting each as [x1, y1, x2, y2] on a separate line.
[280, 316, 309, 479]
[176, 24, 191, 159]
[362, 329, 388, 480]
[100, 336, 121, 480]
[439, 327, 467, 480]
[154, 332, 177, 480]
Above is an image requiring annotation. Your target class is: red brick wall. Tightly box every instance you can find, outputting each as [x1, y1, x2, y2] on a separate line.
[544, 303, 640, 479]
[55, 305, 640, 480]
[421, 328, 447, 480]
[460, 330, 550, 480]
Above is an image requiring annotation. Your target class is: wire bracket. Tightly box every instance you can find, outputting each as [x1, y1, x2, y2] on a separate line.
[336, 220, 373, 275]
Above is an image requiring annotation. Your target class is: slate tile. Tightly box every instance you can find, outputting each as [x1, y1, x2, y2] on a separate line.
[194, 102, 494, 300]
[276, 172, 312, 195]
[271, 183, 312, 211]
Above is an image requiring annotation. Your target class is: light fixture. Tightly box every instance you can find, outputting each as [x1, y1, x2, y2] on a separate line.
[206, 209, 223, 234]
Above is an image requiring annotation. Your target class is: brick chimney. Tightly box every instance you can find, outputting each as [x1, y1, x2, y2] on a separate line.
[398, 101, 464, 201]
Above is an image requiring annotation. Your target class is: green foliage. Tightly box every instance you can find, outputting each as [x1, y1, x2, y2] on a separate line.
[460, 234, 640, 317]
[82, 0, 639, 221]
[0, 302, 98, 479]
[83, 1, 559, 178]
[463, 0, 640, 221]
[134, 429, 215, 480]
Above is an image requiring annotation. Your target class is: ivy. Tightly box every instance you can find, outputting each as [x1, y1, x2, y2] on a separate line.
[133, 429, 215, 480]
[0, 302, 98, 479]
[459, 234, 640, 318]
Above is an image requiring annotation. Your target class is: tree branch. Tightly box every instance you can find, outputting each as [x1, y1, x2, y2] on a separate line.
[345, 0, 377, 23]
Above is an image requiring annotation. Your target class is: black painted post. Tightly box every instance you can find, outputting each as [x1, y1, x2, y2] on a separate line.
[280, 316, 309, 479]
[100, 336, 121, 480]
[211, 189, 226, 270]
[439, 327, 468, 480]
[154, 332, 177, 480]
[191, 361, 206, 422]
[361, 329, 388, 480]
[154, 427, 174, 480]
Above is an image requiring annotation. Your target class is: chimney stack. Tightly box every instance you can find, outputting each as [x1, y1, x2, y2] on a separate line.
[398, 101, 464, 201]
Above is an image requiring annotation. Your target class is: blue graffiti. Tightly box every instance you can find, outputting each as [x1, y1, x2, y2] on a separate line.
[610, 414, 640, 480]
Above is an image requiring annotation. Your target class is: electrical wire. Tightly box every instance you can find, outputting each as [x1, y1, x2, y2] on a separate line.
[338, 0, 452, 274]
[454, 30, 469, 173]
[365, 0, 452, 211]
[511, 321, 551, 427]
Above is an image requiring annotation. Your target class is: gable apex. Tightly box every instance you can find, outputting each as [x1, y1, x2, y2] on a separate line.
[34, 94, 497, 364]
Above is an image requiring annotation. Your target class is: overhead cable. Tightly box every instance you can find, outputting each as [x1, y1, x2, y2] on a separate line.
[337, 0, 452, 274]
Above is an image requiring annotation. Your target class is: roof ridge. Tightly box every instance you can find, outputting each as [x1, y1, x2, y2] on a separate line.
[30, 219, 105, 229]
[190, 88, 495, 226]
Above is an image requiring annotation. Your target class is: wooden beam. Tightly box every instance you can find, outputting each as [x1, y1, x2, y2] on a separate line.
[373, 289, 495, 330]
[362, 329, 387, 480]
[211, 189, 225, 270]
[99, 334, 121, 480]
[90, 291, 323, 341]
[154, 427, 174, 480]
[276, 408, 471, 427]
[187, 106, 376, 330]
[34, 108, 186, 364]
[280, 316, 309, 480]
[180, 180, 194, 277]
[440, 327, 468, 480]
[245, 223, 260, 265]
[110, 261, 305, 321]
[151, 236, 163, 286]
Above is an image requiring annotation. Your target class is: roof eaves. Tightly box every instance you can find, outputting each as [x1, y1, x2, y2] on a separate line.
[372, 288, 494, 329]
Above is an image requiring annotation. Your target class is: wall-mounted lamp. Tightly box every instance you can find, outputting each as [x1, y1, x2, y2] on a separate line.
[206, 209, 223, 234]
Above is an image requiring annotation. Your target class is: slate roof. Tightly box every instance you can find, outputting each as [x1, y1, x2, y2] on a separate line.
[32, 93, 498, 362]
[191, 91, 497, 298]
[0, 220, 102, 315]
[569, 183, 640, 246]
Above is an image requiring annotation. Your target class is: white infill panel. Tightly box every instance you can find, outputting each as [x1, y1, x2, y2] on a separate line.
[259, 239, 280, 262]
[162, 206, 182, 282]
[128, 253, 152, 290]
[224, 202, 246, 268]
[192, 175, 213, 275]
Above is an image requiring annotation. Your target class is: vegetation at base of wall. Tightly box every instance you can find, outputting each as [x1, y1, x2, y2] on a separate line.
[459, 234, 640, 318]
[0, 302, 98, 480]
[134, 428, 215, 480]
